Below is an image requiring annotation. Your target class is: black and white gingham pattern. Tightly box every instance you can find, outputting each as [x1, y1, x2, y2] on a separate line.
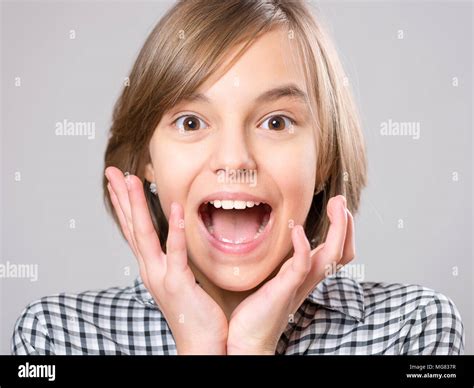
[11, 272, 465, 355]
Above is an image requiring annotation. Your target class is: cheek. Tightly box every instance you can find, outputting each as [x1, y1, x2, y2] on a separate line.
[150, 140, 205, 213]
[260, 138, 317, 209]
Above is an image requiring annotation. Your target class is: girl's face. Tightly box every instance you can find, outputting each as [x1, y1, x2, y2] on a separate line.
[145, 27, 317, 291]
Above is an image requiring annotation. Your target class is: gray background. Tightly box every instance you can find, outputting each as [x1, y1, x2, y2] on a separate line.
[1, 0, 472, 354]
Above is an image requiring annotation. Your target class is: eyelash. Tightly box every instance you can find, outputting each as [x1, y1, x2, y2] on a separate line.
[172, 112, 297, 132]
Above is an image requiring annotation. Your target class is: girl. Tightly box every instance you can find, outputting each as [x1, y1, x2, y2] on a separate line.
[12, 0, 464, 355]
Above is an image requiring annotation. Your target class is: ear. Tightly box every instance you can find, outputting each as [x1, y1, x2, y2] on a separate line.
[144, 161, 155, 183]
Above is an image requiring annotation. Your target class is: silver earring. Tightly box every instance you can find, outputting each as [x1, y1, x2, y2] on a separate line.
[149, 182, 157, 195]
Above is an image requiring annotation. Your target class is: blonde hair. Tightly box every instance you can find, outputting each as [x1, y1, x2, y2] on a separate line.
[103, 0, 367, 250]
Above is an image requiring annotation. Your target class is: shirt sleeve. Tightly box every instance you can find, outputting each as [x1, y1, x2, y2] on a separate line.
[11, 301, 55, 355]
[402, 292, 465, 355]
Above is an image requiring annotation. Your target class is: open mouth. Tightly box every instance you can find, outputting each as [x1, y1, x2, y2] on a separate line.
[198, 199, 272, 246]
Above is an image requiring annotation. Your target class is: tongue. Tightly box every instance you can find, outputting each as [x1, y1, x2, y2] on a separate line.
[210, 207, 264, 243]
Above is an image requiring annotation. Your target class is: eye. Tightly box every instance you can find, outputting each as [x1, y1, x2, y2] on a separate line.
[260, 115, 295, 131]
[174, 115, 208, 132]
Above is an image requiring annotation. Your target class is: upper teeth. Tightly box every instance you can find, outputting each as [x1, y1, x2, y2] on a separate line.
[208, 200, 262, 209]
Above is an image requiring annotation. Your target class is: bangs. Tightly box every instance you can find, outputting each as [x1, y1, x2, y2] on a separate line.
[151, 1, 290, 114]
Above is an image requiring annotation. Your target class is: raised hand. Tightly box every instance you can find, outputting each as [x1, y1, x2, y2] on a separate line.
[105, 167, 228, 354]
[226, 195, 354, 355]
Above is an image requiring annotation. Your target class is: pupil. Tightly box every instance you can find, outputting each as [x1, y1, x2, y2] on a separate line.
[185, 117, 198, 130]
[271, 117, 283, 130]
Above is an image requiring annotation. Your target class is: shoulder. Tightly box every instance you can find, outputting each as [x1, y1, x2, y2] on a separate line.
[10, 280, 165, 355]
[360, 281, 465, 355]
[297, 276, 464, 355]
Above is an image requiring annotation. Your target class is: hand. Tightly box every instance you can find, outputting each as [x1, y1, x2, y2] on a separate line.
[226, 195, 354, 355]
[105, 167, 228, 355]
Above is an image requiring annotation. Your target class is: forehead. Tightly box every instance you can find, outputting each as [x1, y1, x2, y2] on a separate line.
[189, 26, 307, 105]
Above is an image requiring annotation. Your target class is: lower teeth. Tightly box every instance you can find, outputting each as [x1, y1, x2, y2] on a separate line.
[206, 219, 269, 244]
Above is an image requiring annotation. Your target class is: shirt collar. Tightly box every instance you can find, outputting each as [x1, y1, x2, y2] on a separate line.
[304, 270, 365, 322]
[131, 269, 365, 322]
[132, 276, 155, 307]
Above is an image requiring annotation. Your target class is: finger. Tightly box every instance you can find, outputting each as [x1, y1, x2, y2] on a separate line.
[276, 225, 311, 292]
[310, 242, 325, 258]
[165, 202, 188, 274]
[311, 195, 347, 277]
[127, 174, 165, 272]
[295, 205, 351, 309]
[107, 182, 140, 259]
[105, 166, 142, 256]
[106, 167, 151, 287]
[105, 166, 133, 226]
[290, 225, 311, 278]
[340, 209, 355, 266]
[107, 181, 151, 289]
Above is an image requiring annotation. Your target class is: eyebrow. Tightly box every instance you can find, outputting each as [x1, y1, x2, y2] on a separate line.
[181, 83, 308, 105]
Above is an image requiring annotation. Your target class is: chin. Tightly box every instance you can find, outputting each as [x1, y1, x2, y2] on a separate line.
[189, 249, 285, 292]
[204, 266, 272, 292]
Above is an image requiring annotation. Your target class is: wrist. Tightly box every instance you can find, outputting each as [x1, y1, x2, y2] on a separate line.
[226, 342, 276, 355]
[177, 341, 227, 355]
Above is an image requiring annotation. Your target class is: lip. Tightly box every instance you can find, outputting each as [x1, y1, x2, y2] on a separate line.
[196, 191, 274, 255]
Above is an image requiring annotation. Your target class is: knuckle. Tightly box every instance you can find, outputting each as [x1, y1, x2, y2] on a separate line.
[301, 246, 311, 259]
[133, 227, 149, 246]
[166, 243, 186, 258]
[163, 272, 181, 294]
[292, 263, 309, 283]
[295, 268, 307, 283]
[303, 259, 311, 275]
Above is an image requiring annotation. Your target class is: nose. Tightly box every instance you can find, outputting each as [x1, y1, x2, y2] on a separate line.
[209, 125, 257, 175]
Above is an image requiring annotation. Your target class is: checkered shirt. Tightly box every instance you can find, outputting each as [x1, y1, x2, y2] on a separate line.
[11, 272, 464, 355]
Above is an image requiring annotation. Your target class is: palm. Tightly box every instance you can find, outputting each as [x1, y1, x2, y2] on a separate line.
[189, 274, 229, 338]
[228, 268, 291, 352]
